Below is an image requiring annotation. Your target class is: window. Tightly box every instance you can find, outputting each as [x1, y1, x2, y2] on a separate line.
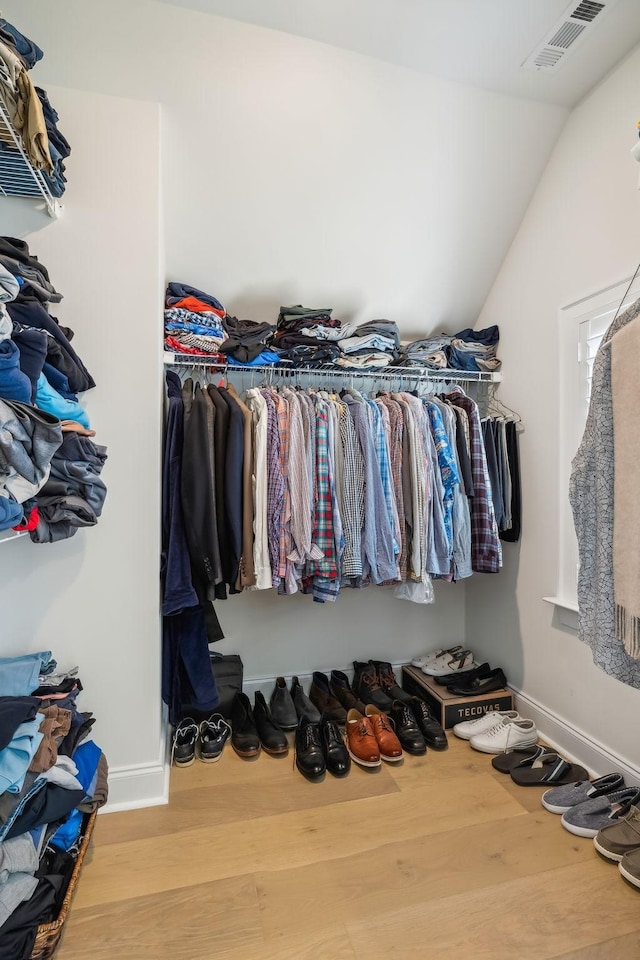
[548, 273, 640, 625]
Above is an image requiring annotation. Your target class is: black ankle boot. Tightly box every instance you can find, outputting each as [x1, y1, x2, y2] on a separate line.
[230, 693, 260, 759]
[254, 691, 288, 756]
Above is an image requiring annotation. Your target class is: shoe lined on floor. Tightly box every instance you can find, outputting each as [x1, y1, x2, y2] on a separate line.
[269, 677, 298, 731]
[510, 753, 590, 787]
[619, 847, 640, 889]
[329, 670, 367, 715]
[198, 714, 231, 762]
[389, 700, 427, 755]
[449, 667, 507, 697]
[561, 788, 640, 838]
[290, 676, 322, 723]
[594, 805, 640, 862]
[453, 710, 519, 741]
[373, 661, 413, 704]
[171, 717, 198, 767]
[364, 705, 403, 762]
[421, 650, 475, 677]
[321, 717, 351, 777]
[309, 672, 348, 724]
[411, 646, 464, 669]
[542, 773, 626, 815]
[253, 691, 288, 757]
[295, 716, 325, 780]
[470, 717, 537, 755]
[408, 697, 448, 750]
[231, 692, 261, 759]
[492, 744, 550, 773]
[345, 709, 381, 768]
[353, 660, 394, 711]
[435, 662, 492, 687]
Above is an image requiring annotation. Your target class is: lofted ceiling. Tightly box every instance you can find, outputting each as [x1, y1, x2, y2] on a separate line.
[152, 0, 640, 107]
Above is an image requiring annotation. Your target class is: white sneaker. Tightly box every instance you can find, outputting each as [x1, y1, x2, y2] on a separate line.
[410, 646, 464, 669]
[470, 718, 538, 754]
[453, 710, 520, 741]
[421, 650, 475, 677]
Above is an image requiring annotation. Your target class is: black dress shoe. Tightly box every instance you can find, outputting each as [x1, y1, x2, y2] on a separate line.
[321, 718, 351, 777]
[353, 660, 394, 711]
[435, 662, 492, 687]
[329, 670, 367, 715]
[230, 693, 261, 759]
[409, 697, 448, 750]
[449, 668, 507, 697]
[254, 691, 289, 756]
[373, 661, 413, 704]
[290, 676, 322, 722]
[269, 676, 298, 730]
[389, 701, 427, 756]
[295, 717, 325, 780]
[309, 672, 347, 724]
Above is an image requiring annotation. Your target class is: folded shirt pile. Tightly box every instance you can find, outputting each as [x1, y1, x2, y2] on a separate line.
[335, 319, 401, 369]
[0, 652, 108, 960]
[164, 282, 228, 358]
[399, 325, 501, 372]
[272, 305, 342, 365]
[0, 17, 70, 199]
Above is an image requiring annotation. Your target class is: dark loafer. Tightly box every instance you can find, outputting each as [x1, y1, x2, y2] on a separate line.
[254, 691, 288, 756]
[449, 668, 507, 697]
[409, 697, 448, 750]
[389, 700, 427, 755]
[295, 717, 326, 780]
[230, 693, 261, 759]
[321, 718, 351, 777]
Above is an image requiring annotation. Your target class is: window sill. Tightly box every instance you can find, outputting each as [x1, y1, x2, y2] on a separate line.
[543, 596, 578, 631]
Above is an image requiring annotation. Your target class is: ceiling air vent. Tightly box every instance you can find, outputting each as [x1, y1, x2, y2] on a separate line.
[521, 0, 618, 73]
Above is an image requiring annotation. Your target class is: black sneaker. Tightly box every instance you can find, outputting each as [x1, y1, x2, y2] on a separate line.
[198, 714, 231, 763]
[172, 717, 198, 767]
[353, 660, 394, 711]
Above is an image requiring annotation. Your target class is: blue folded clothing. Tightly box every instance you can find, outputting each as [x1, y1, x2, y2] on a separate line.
[35, 374, 90, 429]
[0, 340, 32, 404]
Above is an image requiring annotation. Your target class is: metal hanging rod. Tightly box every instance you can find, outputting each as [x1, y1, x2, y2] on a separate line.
[162, 352, 501, 383]
[0, 101, 61, 219]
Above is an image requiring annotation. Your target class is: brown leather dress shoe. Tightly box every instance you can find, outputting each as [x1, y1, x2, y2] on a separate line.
[364, 705, 403, 762]
[345, 709, 381, 768]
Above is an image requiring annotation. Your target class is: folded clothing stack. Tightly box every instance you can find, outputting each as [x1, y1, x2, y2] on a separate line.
[335, 319, 401, 369]
[271, 304, 341, 365]
[0, 240, 106, 541]
[0, 651, 108, 960]
[399, 325, 501, 373]
[0, 16, 70, 198]
[164, 282, 228, 358]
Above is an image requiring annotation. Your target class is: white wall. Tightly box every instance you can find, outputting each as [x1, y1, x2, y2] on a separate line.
[0, 0, 568, 688]
[0, 87, 165, 809]
[6, 0, 567, 333]
[466, 43, 640, 775]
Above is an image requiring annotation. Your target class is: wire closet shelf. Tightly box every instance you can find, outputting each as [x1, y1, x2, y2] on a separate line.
[0, 100, 60, 218]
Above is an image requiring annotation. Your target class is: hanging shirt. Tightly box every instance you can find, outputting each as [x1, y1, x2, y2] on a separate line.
[245, 388, 272, 590]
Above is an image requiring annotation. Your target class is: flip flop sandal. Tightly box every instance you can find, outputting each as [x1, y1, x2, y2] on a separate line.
[510, 754, 589, 787]
[491, 744, 550, 774]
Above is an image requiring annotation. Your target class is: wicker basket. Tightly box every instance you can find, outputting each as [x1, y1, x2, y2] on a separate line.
[29, 810, 98, 960]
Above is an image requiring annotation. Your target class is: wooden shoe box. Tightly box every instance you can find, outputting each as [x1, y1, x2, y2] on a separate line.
[401, 664, 513, 730]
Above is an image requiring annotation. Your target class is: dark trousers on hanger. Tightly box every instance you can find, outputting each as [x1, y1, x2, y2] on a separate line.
[162, 607, 219, 725]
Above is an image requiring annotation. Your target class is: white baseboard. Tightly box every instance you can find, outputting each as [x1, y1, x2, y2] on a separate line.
[102, 718, 170, 814]
[512, 686, 640, 787]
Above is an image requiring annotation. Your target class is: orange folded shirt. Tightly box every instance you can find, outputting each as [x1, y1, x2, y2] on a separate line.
[173, 296, 225, 319]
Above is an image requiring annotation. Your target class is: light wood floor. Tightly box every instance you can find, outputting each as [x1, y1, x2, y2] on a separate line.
[57, 734, 640, 960]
